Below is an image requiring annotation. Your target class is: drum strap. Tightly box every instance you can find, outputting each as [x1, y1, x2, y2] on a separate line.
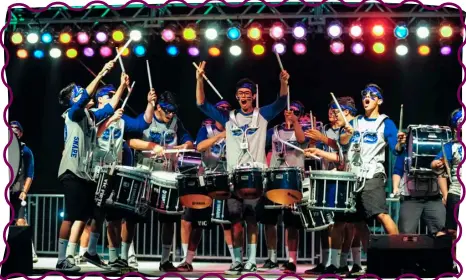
[229, 109, 260, 165]
[168, 116, 178, 131]
[206, 124, 215, 138]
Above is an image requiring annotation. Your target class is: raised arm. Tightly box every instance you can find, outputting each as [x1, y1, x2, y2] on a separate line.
[108, 73, 129, 109]
[144, 89, 157, 123]
[97, 109, 123, 137]
[285, 111, 305, 143]
[196, 61, 207, 105]
[86, 61, 115, 96]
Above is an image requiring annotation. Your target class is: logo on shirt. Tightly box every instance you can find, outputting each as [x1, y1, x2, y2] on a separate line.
[350, 131, 378, 144]
[102, 127, 122, 141]
[149, 128, 176, 145]
[71, 136, 79, 158]
[211, 143, 225, 157]
[64, 125, 68, 142]
[231, 124, 258, 137]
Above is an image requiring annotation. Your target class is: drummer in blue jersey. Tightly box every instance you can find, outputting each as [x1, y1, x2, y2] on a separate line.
[126, 90, 194, 272]
[177, 101, 234, 272]
[195, 61, 289, 274]
[259, 101, 307, 274]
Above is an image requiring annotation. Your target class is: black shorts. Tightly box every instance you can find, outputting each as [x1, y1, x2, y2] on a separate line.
[60, 171, 97, 222]
[182, 207, 212, 228]
[355, 173, 388, 221]
[446, 193, 460, 231]
[227, 196, 260, 224]
[157, 212, 182, 224]
[282, 209, 303, 229]
[334, 211, 364, 223]
[10, 192, 26, 221]
[106, 209, 143, 223]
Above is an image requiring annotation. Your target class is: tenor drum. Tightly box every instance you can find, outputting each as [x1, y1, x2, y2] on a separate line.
[204, 172, 231, 200]
[308, 170, 357, 213]
[407, 125, 452, 174]
[265, 167, 303, 205]
[94, 166, 152, 217]
[8, 132, 21, 186]
[177, 174, 212, 209]
[150, 171, 184, 215]
[232, 167, 265, 199]
[178, 152, 202, 174]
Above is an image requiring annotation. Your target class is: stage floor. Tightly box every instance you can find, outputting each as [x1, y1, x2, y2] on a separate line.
[31, 257, 360, 278]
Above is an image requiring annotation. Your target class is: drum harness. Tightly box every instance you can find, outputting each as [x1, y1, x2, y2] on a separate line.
[204, 124, 227, 173]
[229, 109, 262, 168]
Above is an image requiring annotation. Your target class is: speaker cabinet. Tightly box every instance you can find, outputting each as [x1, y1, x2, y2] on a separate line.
[1, 226, 33, 277]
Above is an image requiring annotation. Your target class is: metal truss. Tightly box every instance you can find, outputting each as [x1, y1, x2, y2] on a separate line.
[8, 2, 462, 33]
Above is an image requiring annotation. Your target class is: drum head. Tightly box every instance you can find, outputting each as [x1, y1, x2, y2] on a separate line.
[151, 171, 178, 188]
[8, 132, 21, 185]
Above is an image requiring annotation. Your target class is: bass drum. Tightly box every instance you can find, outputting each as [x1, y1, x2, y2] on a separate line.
[8, 131, 21, 186]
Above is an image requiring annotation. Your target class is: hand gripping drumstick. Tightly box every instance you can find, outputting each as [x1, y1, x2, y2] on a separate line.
[102, 38, 133, 77]
[116, 48, 126, 74]
[192, 62, 223, 99]
[275, 52, 290, 111]
[277, 138, 320, 160]
[146, 60, 156, 107]
[399, 104, 404, 132]
[330, 92, 349, 127]
[310, 111, 314, 130]
[121, 81, 136, 110]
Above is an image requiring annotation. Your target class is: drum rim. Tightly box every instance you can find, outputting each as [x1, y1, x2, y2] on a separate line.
[267, 167, 303, 172]
[233, 167, 264, 172]
[309, 170, 356, 176]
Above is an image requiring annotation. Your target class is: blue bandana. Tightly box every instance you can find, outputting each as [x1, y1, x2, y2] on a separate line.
[331, 103, 357, 116]
[361, 86, 383, 100]
[236, 82, 257, 94]
[95, 85, 116, 102]
[451, 109, 463, 127]
[159, 102, 177, 113]
[10, 121, 23, 133]
[70, 85, 85, 105]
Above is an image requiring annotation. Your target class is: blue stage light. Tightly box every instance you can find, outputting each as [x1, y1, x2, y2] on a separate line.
[166, 45, 179, 56]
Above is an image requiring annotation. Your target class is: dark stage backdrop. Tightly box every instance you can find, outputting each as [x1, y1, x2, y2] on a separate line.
[5, 35, 463, 193]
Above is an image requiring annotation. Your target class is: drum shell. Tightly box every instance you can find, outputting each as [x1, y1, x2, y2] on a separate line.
[211, 199, 231, 224]
[204, 172, 231, 200]
[149, 171, 184, 215]
[265, 167, 303, 205]
[177, 174, 212, 209]
[232, 168, 265, 199]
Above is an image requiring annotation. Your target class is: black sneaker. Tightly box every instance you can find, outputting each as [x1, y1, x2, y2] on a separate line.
[109, 258, 128, 269]
[348, 264, 365, 276]
[241, 262, 257, 274]
[280, 261, 289, 271]
[258, 259, 279, 271]
[159, 261, 177, 272]
[56, 258, 81, 272]
[336, 265, 350, 276]
[176, 261, 194, 272]
[305, 263, 326, 274]
[83, 252, 110, 270]
[283, 262, 297, 274]
[323, 265, 338, 275]
[225, 262, 243, 275]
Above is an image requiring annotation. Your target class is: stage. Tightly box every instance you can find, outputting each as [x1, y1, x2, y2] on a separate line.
[30, 257, 359, 278]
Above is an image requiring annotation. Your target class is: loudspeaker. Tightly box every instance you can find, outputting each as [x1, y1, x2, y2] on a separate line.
[367, 234, 453, 278]
[1, 226, 33, 277]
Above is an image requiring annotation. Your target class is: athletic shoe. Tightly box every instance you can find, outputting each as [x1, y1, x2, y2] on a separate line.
[159, 261, 177, 272]
[32, 254, 39, 263]
[109, 258, 128, 269]
[241, 262, 257, 274]
[75, 255, 87, 265]
[305, 263, 326, 274]
[176, 261, 194, 272]
[283, 262, 297, 274]
[225, 262, 243, 275]
[128, 255, 138, 268]
[56, 258, 81, 272]
[348, 264, 365, 276]
[82, 252, 110, 270]
[322, 265, 338, 275]
[280, 261, 289, 271]
[258, 259, 279, 271]
[336, 265, 350, 276]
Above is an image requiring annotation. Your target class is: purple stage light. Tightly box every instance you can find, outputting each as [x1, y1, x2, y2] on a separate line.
[96, 32, 108, 43]
[83, 47, 95, 57]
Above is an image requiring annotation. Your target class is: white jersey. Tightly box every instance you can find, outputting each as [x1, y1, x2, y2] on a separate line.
[92, 118, 125, 166]
[202, 124, 226, 171]
[269, 124, 306, 169]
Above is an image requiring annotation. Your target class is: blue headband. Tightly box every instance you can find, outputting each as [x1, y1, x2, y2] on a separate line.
[159, 102, 177, 112]
[236, 82, 257, 94]
[95, 85, 116, 102]
[216, 100, 232, 109]
[451, 110, 463, 127]
[331, 103, 357, 115]
[361, 86, 383, 99]
[10, 121, 23, 133]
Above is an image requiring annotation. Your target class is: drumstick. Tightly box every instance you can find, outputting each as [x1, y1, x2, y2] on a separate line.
[192, 62, 223, 99]
[121, 81, 136, 110]
[146, 60, 156, 108]
[278, 138, 320, 160]
[21, 200, 27, 206]
[330, 92, 349, 127]
[256, 84, 259, 108]
[287, 85, 290, 111]
[102, 38, 133, 76]
[116, 47, 126, 73]
[399, 104, 404, 132]
[142, 149, 196, 154]
[275, 52, 284, 72]
[310, 111, 314, 130]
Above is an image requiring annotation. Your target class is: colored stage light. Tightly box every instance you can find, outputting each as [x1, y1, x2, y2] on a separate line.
[252, 44, 265, 56]
[440, 45, 452, 56]
[349, 24, 363, 39]
[208, 46, 221, 57]
[188, 46, 200, 57]
[117, 46, 130, 57]
[183, 27, 197, 41]
[418, 45, 430, 56]
[130, 30, 142, 41]
[100, 46, 113, 57]
[395, 44, 408, 56]
[134, 45, 146, 57]
[273, 42, 286, 54]
[247, 24, 262, 41]
[270, 23, 285, 40]
[49, 48, 62, 58]
[26, 33, 39, 44]
[33, 49, 45, 59]
[327, 22, 343, 39]
[167, 45, 179, 57]
[83, 47, 95, 57]
[373, 42, 386, 54]
[41, 33, 53, 44]
[66, 48, 78, 59]
[330, 40, 345, 55]
[162, 28, 176, 42]
[394, 24, 409, 39]
[293, 42, 307, 55]
[227, 27, 241, 41]
[17, 49, 28, 59]
[11, 32, 23, 45]
[351, 42, 365, 55]
[416, 26, 430, 39]
[96, 32, 108, 43]
[440, 25, 453, 39]
[372, 25, 385, 37]
[76, 32, 89, 45]
[229, 45, 242, 56]
[112, 30, 125, 42]
[292, 23, 307, 39]
[205, 28, 218, 40]
[59, 32, 72, 44]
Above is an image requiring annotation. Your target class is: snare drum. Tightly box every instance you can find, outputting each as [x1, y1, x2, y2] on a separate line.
[265, 167, 303, 205]
[232, 168, 265, 199]
[307, 170, 357, 213]
[177, 174, 212, 209]
[407, 125, 452, 174]
[150, 171, 184, 215]
[204, 172, 231, 200]
[178, 152, 202, 174]
[95, 166, 152, 217]
[298, 204, 334, 232]
[211, 199, 231, 224]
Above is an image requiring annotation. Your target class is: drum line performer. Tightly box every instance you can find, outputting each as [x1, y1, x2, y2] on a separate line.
[9, 121, 38, 263]
[177, 101, 234, 272]
[259, 101, 307, 274]
[127, 90, 194, 272]
[195, 61, 289, 274]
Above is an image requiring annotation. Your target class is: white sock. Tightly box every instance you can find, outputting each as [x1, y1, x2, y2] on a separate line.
[182, 243, 188, 258]
[247, 244, 257, 264]
[330, 249, 341, 268]
[129, 242, 136, 257]
[233, 247, 242, 263]
[228, 245, 235, 264]
[31, 241, 37, 256]
[121, 242, 130, 260]
[109, 248, 118, 262]
[340, 252, 349, 267]
[58, 239, 69, 262]
[79, 247, 87, 257]
[66, 242, 77, 259]
[88, 233, 100, 256]
[351, 247, 362, 266]
[161, 244, 171, 264]
[322, 248, 330, 266]
[186, 250, 196, 264]
[289, 251, 297, 265]
[285, 246, 289, 259]
[268, 249, 277, 263]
